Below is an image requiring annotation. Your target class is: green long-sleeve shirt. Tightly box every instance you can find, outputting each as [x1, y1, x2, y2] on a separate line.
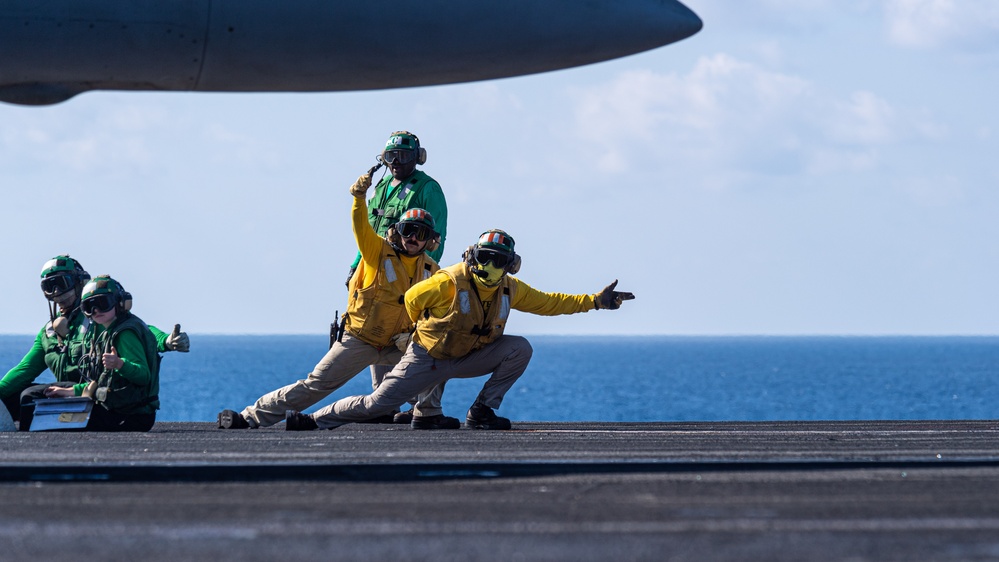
[350, 169, 448, 268]
[0, 315, 169, 400]
[70, 326, 152, 396]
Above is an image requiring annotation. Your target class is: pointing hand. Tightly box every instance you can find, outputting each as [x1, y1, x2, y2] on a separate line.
[596, 280, 635, 310]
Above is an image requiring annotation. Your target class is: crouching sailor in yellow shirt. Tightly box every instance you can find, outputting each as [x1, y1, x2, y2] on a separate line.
[287, 229, 635, 431]
[217, 169, 441, 429]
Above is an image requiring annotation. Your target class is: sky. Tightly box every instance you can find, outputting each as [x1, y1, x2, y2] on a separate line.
[2, 0, 998, 336]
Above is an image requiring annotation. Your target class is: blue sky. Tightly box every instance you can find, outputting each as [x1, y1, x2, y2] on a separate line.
[2, 0, 997, 335]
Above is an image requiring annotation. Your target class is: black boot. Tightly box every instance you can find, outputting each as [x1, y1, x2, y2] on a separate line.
[465, 403, 511, 430]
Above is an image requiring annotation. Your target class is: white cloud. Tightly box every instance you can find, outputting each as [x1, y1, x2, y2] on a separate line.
[885, 0, 999, 49]
[570, 53, 924, 187]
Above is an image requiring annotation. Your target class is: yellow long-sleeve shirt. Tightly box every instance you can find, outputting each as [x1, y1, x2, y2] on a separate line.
[353, 195, 422, 289]
[405, 265, 598, 325]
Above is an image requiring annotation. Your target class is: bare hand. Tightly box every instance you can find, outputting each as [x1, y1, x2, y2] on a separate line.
[43, 386, 75, 398]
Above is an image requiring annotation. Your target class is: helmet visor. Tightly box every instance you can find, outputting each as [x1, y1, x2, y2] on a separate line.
[81, 294, 116, 316]
[382, 149, 417, 165]
[473, 248, 511, 269]
[396, 222, 433, 241]
[40, 275, 75, 297]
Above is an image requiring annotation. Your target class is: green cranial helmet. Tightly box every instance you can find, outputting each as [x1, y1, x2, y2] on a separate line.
[389, 208, 439, 253]
[476, 229, 515, 254]
[398, 208, 436, 231]
[465, 229, 520, 276]
[39, 255, 91, 299]
[384, 131, 420, 153]
[80, 275, 131, 316]
[381, 130, 426, 167]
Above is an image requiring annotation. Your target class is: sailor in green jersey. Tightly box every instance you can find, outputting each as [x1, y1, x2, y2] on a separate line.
[27, 275, 161, 432]
[0, 255, 189, 425]
[349, 131, 448, 273]
[347, 131, 449, 424]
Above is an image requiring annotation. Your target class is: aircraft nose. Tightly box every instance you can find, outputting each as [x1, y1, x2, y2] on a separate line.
[630, 0, 704, 49]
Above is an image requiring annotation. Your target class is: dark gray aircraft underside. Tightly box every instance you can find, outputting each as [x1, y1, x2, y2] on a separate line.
[0, 0, 702, 106]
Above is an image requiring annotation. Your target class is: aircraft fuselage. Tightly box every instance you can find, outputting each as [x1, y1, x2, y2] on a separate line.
[0, 0, 702, 105]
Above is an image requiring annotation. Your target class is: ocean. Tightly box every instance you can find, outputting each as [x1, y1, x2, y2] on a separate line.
[1, 335, 997, 423]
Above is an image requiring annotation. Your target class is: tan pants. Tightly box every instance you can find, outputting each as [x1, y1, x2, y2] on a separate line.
[241, 333, 403, 427]
[311, 335, 533, 429]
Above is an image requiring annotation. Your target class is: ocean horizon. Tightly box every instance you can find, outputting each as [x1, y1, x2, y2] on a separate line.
[2, 334, 997, 424]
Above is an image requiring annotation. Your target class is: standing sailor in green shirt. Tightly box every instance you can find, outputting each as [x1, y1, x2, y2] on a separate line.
[0, 255, 189, 425]
[348, 131, 448, 424]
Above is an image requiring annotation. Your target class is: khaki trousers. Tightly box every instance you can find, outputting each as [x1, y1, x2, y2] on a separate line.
[311, 335, 533, 429]
[241, 333, 403, 427]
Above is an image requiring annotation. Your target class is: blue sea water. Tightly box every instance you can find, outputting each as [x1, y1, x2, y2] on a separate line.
[1, 335, 997, 422]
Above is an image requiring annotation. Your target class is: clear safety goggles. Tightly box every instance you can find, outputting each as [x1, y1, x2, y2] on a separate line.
[81, 294, 116, 316]
[396, 222, 434, 241]
[382, 149, 417, 165]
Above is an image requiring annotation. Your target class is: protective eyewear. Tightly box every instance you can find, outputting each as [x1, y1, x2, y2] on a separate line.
[81, 294, 116, 316]
[382, 149, 417, 165]
[473, 248, 511, 268]
[396, 222, 433, 241]
[40, 275, 74, 297]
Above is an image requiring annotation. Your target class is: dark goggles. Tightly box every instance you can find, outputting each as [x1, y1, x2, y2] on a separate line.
[396, 222, 433, 241]
[40, 275, 74, 296]
[382, 149, 417, 165]
[81, 294, 116, 316]
[473, 248, 511, 268]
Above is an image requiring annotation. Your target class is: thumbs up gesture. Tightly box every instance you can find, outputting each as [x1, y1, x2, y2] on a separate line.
[102, 346, 125, 370]
[165, 323, 190, 352]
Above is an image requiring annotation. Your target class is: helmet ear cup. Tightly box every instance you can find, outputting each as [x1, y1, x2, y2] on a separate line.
[507, 254, 521, 275]
[387, 226, 403, 250]
[424, 233, 440, 254]
[417, 147, 427, 165]
[121, 291, 132, 312]
[462, 245, 476, 268]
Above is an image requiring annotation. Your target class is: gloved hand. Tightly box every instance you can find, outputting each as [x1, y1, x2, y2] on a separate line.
[595, 280, 635, 310]
[165, 324, 190, 352]
[391, 332, 413, 353]
[349, 173, 372, 197]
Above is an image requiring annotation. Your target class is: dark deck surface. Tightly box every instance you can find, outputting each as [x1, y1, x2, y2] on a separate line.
[2, 420, 999, 561]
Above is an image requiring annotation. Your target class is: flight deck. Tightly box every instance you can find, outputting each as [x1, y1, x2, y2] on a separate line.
[2, 420, 998, 560]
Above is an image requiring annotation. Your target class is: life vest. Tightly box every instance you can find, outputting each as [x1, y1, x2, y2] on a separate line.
[85, 314, 161, 415]
[41, 308, 91, 383]
[414, 263, 516, 360]
[368, 171, 435, 236]
[346, 238, 438, 347]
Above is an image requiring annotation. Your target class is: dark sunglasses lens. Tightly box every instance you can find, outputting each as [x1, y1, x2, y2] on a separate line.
[41, 276, 72, 295]
[82, 295, 113, 316]
[398, 223, 430, 241]
[475, 249, 509, 268]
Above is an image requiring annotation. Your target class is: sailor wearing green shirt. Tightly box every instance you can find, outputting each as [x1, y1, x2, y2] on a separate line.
[0, 255, 188, 426]
[349, 131, 449, 424]
[27, 275, 162, 432]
